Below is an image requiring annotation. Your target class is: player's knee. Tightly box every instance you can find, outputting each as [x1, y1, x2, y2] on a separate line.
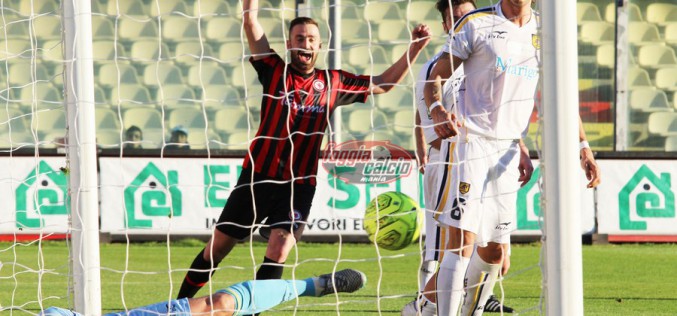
[265, 229, 297, 261]
[209, 292, 235, 315]
[477, 243, 504, 264]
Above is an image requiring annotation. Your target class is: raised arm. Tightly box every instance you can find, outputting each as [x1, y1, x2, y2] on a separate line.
[370, 24, 431, 95]
[243, 0, 271, 60]
[579, 116, 601, 188]
[424, 54, 463, 138]
[414, 112, 427, 174]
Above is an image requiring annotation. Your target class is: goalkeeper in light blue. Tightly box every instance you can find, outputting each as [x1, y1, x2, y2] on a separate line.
[42, 269, 365, 316]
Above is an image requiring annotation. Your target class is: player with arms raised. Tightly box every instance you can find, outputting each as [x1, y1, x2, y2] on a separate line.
[176, 0, 431, 299]
[423, 0, 601, 315]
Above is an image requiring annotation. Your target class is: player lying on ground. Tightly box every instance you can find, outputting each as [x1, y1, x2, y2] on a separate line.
[42, 269, 365, 316]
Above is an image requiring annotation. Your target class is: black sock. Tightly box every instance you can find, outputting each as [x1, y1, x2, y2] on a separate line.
[255, 256, 285, 280]
[177, 249, 220, 299]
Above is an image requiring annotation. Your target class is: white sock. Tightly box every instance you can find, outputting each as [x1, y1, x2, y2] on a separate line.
[461, 254, 501, 316]
[419, 296, 437, 316]
[436, 252, 469, 316]
[419, 260, 438, 295]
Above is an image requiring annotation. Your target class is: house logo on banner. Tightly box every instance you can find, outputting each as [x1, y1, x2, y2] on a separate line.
[516, 166, 542, 230]
[618, 164, 675, 230]
[15, 161, 68, 229]
[124, 162, 182, 228]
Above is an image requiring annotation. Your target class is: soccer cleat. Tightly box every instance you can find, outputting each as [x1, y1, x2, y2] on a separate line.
[483, 295, 514, 313]
[317, 269, 367, 296]
[401, 298, 437, 316]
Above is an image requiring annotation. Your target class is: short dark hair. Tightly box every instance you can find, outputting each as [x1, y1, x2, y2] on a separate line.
[436, 0, 477, 20]
[289, 17, 320, 36]
[125, 125, 142, 139]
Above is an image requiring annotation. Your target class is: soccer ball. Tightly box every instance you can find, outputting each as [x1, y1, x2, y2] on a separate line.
[363, 191, 423, 251]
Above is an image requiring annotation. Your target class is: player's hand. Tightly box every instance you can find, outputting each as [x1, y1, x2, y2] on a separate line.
[517, 142, 533, 187]
[410, 24, 431, 52]
[580, 147, 601, 188]
[431, 106, 458, 139]
[416, 147, 427, 174]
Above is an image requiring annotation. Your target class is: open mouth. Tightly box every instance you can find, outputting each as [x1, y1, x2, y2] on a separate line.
[298, 51, 313, 63]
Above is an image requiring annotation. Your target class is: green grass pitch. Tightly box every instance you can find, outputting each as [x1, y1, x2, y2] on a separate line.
[1, 241, 676, 315]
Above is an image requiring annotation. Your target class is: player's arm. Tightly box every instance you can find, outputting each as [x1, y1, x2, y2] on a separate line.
[424, 54, 463, 138]
[243, 0, 271, 60]
[370, 24, 431, 95]
[578, 116, 601, 188]
[415, 112, 427, 174]
[517, 139, 534, 187]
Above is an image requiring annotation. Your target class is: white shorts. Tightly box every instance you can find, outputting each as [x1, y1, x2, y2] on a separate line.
[423, 147, 450, 261]
[434, 136, 521, 246]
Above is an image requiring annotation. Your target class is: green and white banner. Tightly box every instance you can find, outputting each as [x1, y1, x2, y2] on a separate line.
[598, 161, 677, 235]
[0, 157, 69, 233]
[99, 158, 595, 237]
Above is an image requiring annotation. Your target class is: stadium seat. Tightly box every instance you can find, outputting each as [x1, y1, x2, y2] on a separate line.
[0, 108, 29, 134]
[129, 40, 170, 63]
[173, 41, 215, 67]
[206, 18, 243, 44]
[95, 107, 121, 131]
[628, 22, 661, 48]
[595, 44, 614, 69]
[364, 1, 402, 21]
[347, 45, 389, 68]
[259, 18, 287, 42]
[637, 45, 677, 69]
[319, 1, 361, 20]
[32, 108, 65, 138]
[157, 85, 199, 110]
[646, 3, 677, 27]
[98, 63, 141, 89]
[96, 130, 121, 148]
[168, 107, 206, 130]
[376, 88, 413, 114]
[8, 62, 50, 86]
[194, 0, 233, 19]
[627, 67, 652, 89]
[376, 20, 409, 43]
[39, 131, 66, 148]
[392, 110, 414, 136]
[655, 67, 677, 92]
[161, 17, 201, 43]
[406, 1, 437, 23]
[579, 21, 614, 45]
[201, 85, 242, 111]
[0, 39, 32, 61]
[666, 23, 677, 49]
[213, 108, 251, 135]
[0, 131, 34, 149]
[229, 63, 259, 89]
[629, 88, 672, 113]
[218, 42, 247, 64]
[118, 17, 160, 43]
[648, 112, 677, 136]
[106, 0, 147, 17]
[149, 0, 189, 17]
[123, 107, 163, 131]
[3, 20, 30, 39]
[223, 131, 251, 150]
[346, 108, 388, 134]
[32, 15, 61, 41]
[605, 2, 642, 22]
[94, 85, 107, 106]
[91, 15, 116, 41]
[110, 84, 153, 110]
[665, 136, 677, 151]
[188, 62, 229, 88]
[360, 131, 399, 144]
[92, 40, 126, 62]
[340, 19, 371, 46]
[183, 128, 221, 150]
[143, 62, 184, 88]
[577, 2, 603, 25]
[18, 0, 58, 16]
[18, 82, 62, 110]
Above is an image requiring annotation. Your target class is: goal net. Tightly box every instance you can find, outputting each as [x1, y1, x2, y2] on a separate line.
[0, 0, 591, 314]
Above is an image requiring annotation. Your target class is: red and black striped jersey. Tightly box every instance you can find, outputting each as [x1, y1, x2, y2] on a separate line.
[242, 52, 371, 186]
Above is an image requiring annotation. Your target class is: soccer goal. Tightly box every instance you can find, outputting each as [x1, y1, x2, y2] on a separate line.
[0, 0, 587, 314]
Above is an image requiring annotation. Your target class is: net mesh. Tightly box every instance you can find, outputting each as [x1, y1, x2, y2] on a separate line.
[0, 0, 556, 314]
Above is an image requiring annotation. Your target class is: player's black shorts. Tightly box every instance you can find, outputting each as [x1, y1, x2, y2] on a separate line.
[216, 168, 316, 240]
